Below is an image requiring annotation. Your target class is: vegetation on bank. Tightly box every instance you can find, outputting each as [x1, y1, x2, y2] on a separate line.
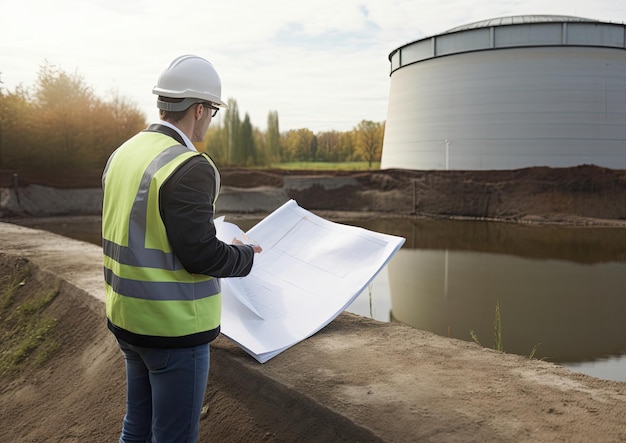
[0, 259, 60, 375]
[470, 301, 541, 360]
[0, 63, 384, 175]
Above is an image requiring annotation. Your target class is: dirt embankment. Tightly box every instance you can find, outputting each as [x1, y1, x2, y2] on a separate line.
[2, 165, 626, 224]
[246, 165, 626, 224]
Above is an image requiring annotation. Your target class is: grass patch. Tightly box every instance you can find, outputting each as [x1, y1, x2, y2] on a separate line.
[0, 264, 29, 311]
[470, 301, 541, 359]
[0, 261, 60, 375]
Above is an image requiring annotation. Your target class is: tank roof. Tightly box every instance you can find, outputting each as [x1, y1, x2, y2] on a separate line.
[446, 15, 598, 33]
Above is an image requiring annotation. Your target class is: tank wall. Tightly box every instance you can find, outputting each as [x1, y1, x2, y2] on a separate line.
[381, 46, 626, 170]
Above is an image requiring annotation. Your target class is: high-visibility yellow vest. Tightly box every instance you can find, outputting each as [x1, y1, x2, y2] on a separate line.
[102, 130, 221, 345]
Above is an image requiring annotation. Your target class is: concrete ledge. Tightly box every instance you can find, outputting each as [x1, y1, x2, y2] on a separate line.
[2, 222, 626, 442]
[0, 186, 103, 217]
[217, 186, 290, 214]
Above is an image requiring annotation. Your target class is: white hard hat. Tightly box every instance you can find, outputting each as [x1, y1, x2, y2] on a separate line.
[152, 55, 228, 111]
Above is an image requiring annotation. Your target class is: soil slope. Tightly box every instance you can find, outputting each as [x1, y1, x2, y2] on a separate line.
[3, 165, 626, 223]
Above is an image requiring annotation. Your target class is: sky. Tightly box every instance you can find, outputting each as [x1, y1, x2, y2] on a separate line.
[2, 0, 626, 133]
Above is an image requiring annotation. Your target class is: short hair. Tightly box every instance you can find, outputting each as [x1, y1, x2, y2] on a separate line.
[158, 96, 195, 122]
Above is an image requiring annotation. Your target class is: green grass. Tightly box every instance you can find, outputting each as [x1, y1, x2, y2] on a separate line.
[269, 161, 380, 171]
[493, 301, 503, 352]
[0, 265, 28, 310]
[0, 262, 60, 375]
[470, 301, 541, 359]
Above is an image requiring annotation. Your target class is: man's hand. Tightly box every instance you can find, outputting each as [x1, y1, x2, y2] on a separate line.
[232, 237, 262, 254]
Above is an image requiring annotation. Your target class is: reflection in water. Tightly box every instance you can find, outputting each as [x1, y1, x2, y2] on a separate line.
[7, 215, 626, 381]
[388, 249, 626, 363]
[341, 217, 626, 382]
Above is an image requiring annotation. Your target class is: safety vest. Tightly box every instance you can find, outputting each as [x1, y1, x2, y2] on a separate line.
[102, 129, 221, 347]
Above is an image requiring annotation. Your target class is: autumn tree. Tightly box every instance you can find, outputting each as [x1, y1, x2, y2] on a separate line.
[0, 63, 145, 172]
[33, 63, 97, 168]
[316, 130, 338, 162]
[0, 86, 36, 169]
[337, 131, 356, 162]
[282, 128, 316, 162]
[354, 120, 384, 168]
[89, 93, 146, 167]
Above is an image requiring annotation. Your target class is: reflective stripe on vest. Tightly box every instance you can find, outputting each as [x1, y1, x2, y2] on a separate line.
[102, 130, 221, 338]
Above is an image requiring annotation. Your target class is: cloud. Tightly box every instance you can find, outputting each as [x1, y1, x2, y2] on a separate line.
[2, 0, 626, 132]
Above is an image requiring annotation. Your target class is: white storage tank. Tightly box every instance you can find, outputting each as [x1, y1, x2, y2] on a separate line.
[381, 15, 626, 170]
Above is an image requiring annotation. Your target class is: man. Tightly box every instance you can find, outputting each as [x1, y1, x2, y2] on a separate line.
[102, 54, 261, 442]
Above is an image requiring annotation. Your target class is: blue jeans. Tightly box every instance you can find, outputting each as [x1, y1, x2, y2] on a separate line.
[116, 339, 210, 443]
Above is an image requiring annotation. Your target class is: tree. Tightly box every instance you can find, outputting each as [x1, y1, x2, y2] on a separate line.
[282, 128, 316, 162]
[90, 93, 146, 167]
[204, 102, 273, 167]
[1, 62, 389, 174]
[266, 110, 280, 164]
[316, 130, 341, 162]
[239, 113, 256, 166]
[33, 62, 97, 168]
[224, 98, 241, 166]
[354, 120, 384, 169]
[34, 62, 94, 109]
[0, 86, 36, 169]
[337, 131, 356, 162]
[203, 121, 228, 164]
[0, 62, 146, 171]
[253, 126, 269, 166]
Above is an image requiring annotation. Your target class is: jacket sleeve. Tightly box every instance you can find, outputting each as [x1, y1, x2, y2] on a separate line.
[159, 155, 255, 278]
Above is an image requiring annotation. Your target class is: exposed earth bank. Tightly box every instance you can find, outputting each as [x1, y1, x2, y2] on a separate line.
[222, 164, 626, 225]
[2, 165, 626, 225]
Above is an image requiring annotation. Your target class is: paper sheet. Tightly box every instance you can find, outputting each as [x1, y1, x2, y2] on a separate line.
[215, 200, 405, 363]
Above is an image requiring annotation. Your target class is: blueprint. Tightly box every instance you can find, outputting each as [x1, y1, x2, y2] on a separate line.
[215, 200, 405, 363]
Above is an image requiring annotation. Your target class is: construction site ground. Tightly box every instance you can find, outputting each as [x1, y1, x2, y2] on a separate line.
[1, 165, 625, 442]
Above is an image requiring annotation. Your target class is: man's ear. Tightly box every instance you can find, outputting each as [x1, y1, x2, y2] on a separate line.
[195, 104, 204, 121]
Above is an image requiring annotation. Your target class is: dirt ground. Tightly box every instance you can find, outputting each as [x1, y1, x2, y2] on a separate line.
[2, 164, 626, 224]
[1, 165, 626, 442]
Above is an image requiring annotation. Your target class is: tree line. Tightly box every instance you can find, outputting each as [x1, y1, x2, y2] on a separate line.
[0, 64, 146, 172]
[0, 63, 385, 173]
[204, 103, 385, 168]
